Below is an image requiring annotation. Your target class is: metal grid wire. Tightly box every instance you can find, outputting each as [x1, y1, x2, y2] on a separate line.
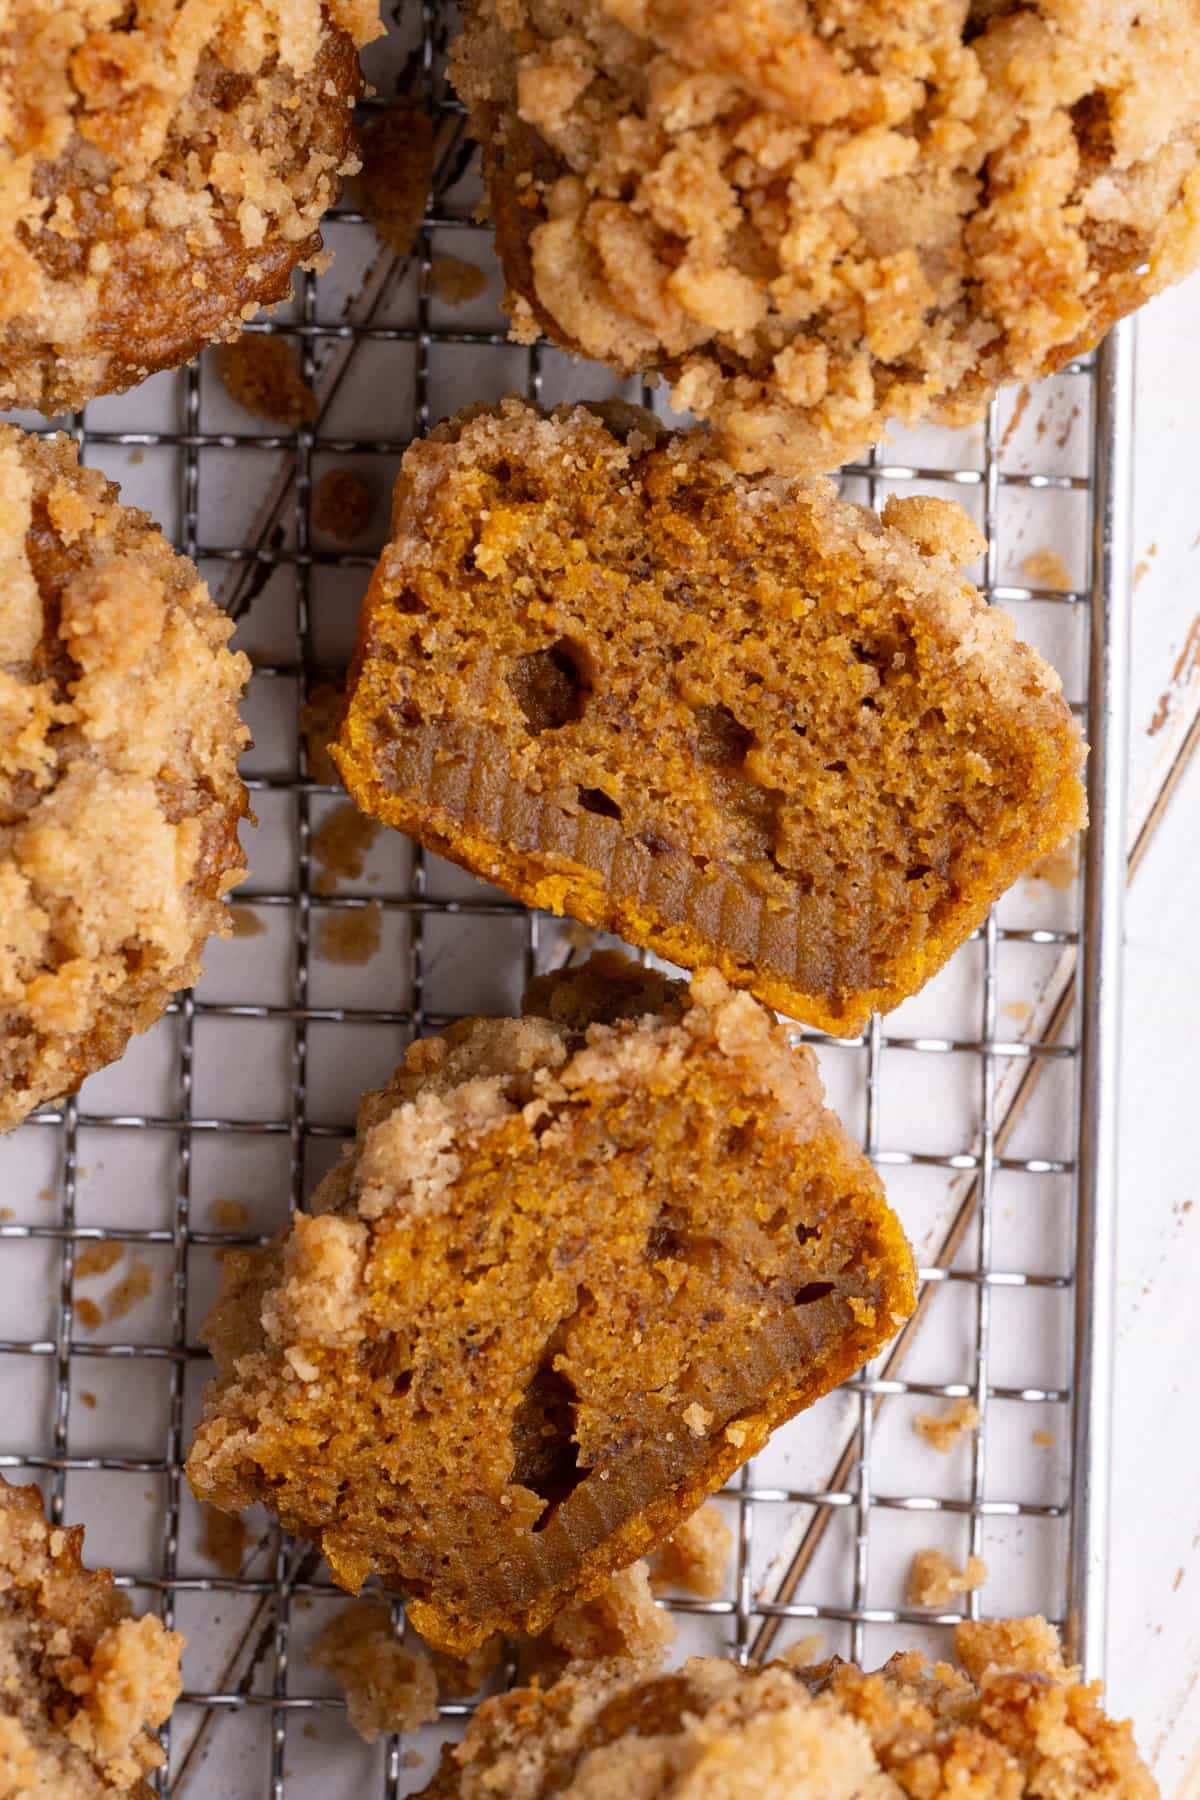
[0, 1, 1131, 1792]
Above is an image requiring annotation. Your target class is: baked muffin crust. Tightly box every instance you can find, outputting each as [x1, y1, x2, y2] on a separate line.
[0, 425, 250, 1130]
[187, 954, 915, 1653]
[452, 0, 1200, 472]
[334, 400, 1086, 1036]
[0, 1476, 184, 1797]
[0, 0, 378, 413]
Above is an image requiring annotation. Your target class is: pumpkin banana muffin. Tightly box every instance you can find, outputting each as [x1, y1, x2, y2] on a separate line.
[452, 0, 1200, 473]
[419, 1617, 1156, 1798]
[186, 953, 916, 1654]
[0, 425, 250, 1130]
[0, 1475, 184, 1796]
[333, 400, 1086, 1037]
[0, 0, 378, 415]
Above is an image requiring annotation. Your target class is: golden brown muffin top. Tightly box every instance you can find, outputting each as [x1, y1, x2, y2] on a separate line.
[0, 0, 379, 410]
[0, 426, 249, 1128]
[0, 1477, 184, 1796]
[426, 1619, 1157, 1798]
[453, 0, 1200, 470]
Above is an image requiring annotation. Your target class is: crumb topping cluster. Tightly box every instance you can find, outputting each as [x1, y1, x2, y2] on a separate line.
[0, 427, 249, 1129]
[454, 0, 1200, 470]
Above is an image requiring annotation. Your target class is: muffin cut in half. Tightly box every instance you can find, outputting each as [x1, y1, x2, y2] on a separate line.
[333, 400, 1086, 1036]
[0, 1475, 184, 1796]
[420, 1617, 1156, 1798]
[187, 953, 916, 1654]
[453, 0, 1200, 473]
[0, 0, 378, 414]
[0, 426, 250, 1130]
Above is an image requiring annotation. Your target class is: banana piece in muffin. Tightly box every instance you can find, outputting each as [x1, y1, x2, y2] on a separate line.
[0, 425, 250, 1130]
[452, 0, 1200, 472]
[187, 952, 916, 1654]
[0, 0, 380, 414]
[333, 399, 1086, 1037]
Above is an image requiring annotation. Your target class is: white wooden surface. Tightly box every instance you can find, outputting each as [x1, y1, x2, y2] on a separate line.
[1107, 273, 1200, 1794]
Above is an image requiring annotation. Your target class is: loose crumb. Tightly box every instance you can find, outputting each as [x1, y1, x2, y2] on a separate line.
[216, 336, 318, 427]
[907, 1549, 988, 1609]
[430, 1637, 503, 1699]
[106, 1258, 153, 1322]
[79, 1390, 97, 1409]
[431, 255, 487, 307]
[0, 1208, 12, 1222]
[650, 1504, 732, 1600]
[312, 801, 378, 892]
[302, 1721, 320, 1740]
[312, 469, 374, 541]
[1026, 840, 1079, 893]
[777, 1633, 825, 1669]
[229, 906, 267, 938]
[200, 1505, 247, 1577]
[357, 100, 434, 260]
[1032, 1429, 1055, 1447]
[75, 1238, 123, 1281]
[213, 1199, 249, 1230]
[522, 1562, 675, 1687]
[1021, 548, 1073, 592]
[1004, 1000, 1032, 1023]
[300, 682, 346, 785]
[913, 1397, 980, 1453]
[316, 901, 382, 965]
[75, 1298, 103, 1331]
[307, 1600, 438, 1743]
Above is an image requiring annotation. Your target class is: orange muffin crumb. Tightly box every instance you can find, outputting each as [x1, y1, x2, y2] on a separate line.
[913, 1397, 981, 1453]
[187, 952, 915, 1654]
[334, 400, 1086, 1035]
[907, 1548, 988, 1610]
[216, 336, 318, 427]
[308, 1601, 438, 1744]
[0, 1476, 183, 1796]
[650, 1503, 732, 1600]
[420, 1619, 1156, 1798]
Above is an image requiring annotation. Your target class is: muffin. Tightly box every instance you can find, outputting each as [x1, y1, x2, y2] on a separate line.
[420, 1617, 1156, 1798]
[0, 0, 379, 414]
[333, 400, 1086, 1037]
[186, 954, 916, 1654]
[0, 426, 250, 1130]
[452, 0, 1200, 472]
[0, 1476, 184, 1796]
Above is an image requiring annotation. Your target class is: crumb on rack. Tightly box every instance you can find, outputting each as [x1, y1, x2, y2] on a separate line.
[300, 681, 346, 786]
[106, 1257, 153, 1321]
[650, 1503, 732, 1599]
[357, 99, 434, 260]
[75, 1298, 103, 1330]
[307, 1599, 438, 1744]
[200, 1504, 248, 1576]
[913, 1397, 980, 1453]
[522, 1561, 675, 1686]
[75, 1242, 124, 1281]
[1025, 840, 1079, 892]
[313, 469, 374, 541]
[316, 900, 382, 965]
[216, 336, 318, 427]
[312, 800, 378, 892]
[1004, 1000, 1032, 1023]
[213, 1198, 249, 1230]
[1021, 548, 1073, 592]
[430, 255, 487, 307]
[229, 905, 267, 938]
[1033, 1429, 1055, 1447]
[79, 1389, 97, 1409]
[430, 1636, 503, 1698]
[776, 1632, 825, 1668]
[907, 1549, 988, 1609]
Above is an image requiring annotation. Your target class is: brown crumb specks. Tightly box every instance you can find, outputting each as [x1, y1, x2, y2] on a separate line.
[312, 801, 378, 892]
[75, 1243, 124, 1282]
[316, 901, 382, 965]
[907, 1548, 988, 1609]
[300, 682, 346, 785]
[357, 100, 434, 260]
[431, 256, 488, 307]
[200, 1505, 247, 1577]
[216, 336, 318, 427]
[312, 470, 374, 541]
[229, 906, 267, 939]
[75, 1299, 103, 1331]
[913, 1397, 980, 1453]
[1021, 548, 1074, 592]
[105, 1259, 153, 1323]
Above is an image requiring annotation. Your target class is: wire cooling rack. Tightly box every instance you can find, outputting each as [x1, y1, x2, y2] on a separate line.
[0, 3, 1132, 1794]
